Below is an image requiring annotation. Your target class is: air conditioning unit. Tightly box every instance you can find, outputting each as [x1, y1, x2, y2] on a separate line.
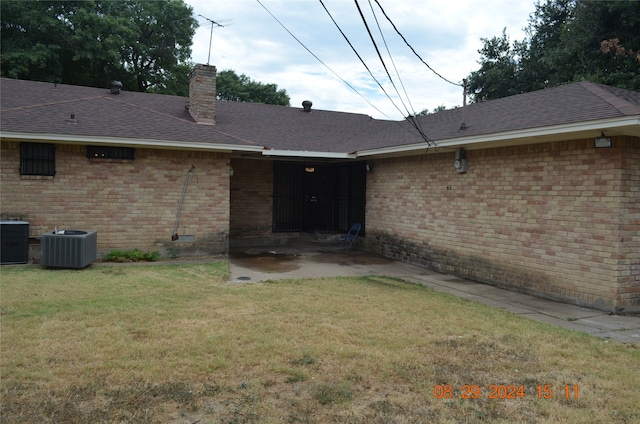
[1, 221, 29, 264]
[40, 230, 97, 269]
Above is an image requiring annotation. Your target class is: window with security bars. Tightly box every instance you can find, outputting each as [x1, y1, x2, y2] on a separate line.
[20, 143, 56, 176]
[87, 145, 135, 160]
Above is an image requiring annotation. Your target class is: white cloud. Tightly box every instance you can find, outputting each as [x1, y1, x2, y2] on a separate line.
[186, 0, 534, 119]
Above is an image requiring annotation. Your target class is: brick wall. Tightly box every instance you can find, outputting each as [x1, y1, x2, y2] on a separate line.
[618, 139, 640, 309]
[1, 141, 231, 256]
[228, 159, 305, 246]
[189, 64, 217, 124]
[365, 137, 640, 313]
[229, 159, 273, 238]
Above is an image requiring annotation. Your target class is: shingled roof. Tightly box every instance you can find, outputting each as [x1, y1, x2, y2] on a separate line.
[1, 77, 639, 158]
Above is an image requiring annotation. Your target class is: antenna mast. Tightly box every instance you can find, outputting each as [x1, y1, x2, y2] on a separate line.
[198, 15, 227, 65]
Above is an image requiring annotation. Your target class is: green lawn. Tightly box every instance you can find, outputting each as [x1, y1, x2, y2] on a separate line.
[1, 262, 638, 423]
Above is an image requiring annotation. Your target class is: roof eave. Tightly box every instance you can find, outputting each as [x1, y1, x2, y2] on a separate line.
[0, 132, 266, 154]
[262, 149, 357, 159]
[356, 116, 640, 158]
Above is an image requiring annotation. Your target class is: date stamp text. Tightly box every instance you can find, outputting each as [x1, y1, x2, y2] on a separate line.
[433, 384, 579, 399]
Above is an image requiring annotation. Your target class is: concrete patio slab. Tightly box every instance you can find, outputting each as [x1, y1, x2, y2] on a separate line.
[229, 243, 640, 345]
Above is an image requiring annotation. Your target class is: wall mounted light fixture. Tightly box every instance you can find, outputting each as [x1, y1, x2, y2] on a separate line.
[305, 167, 315, 173]
[594, 132, 611, 148]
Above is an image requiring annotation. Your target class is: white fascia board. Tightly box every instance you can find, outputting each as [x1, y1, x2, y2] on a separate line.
[262, 149, 357, 159]
[357, 116, 640, 157]
[355, 142, 433, 158]
[437, 116, 640, 146]
[0, 132, 266, 153]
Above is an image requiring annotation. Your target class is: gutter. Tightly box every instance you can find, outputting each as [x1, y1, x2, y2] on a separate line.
[3, 115, 637, 159]
[262, 149, 357, 159]
[357, 115, 640, 158]
[0, 132, 266, 154]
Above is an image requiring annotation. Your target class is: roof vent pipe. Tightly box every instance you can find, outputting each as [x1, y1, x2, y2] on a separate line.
[302, 100, 312, 112]
[109, 80, 122, 94]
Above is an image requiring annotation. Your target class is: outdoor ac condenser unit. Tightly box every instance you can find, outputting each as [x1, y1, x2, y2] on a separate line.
[40, 230, 97, 269]
[1, 221, 29, 264]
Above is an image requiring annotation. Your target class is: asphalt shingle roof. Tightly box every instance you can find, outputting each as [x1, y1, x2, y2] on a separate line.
[2, 78, 638, 153]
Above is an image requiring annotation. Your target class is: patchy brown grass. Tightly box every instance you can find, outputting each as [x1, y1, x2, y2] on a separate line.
[1, 264, 638, 423]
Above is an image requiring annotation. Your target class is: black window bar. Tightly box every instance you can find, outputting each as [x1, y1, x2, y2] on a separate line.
[87, 145, 135, 160]
[20, 143, 56, 176]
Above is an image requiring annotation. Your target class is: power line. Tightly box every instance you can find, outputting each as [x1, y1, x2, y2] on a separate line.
[354, 0, 430, 143]
[319, 0, 403, 116]
[255, 0, 396, 122]
[255, 0, 430, 142]
[365, 0, 419, 117]
[373, 0, 463, 87]
[321, 0, 431, 143]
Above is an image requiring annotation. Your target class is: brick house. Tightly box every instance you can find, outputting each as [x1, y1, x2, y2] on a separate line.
[1, 64, 639, 313]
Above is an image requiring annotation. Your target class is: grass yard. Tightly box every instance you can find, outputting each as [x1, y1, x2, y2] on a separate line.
[1, 262, 638, 423]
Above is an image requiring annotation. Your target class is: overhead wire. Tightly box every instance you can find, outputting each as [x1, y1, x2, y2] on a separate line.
[317, 0, 402, 115]
[359, 0, 430, 143]
[373, 0, 463, 88]
[256, 0, 432, 142]
[365, 0, 417, 116]
[255, 0, 395, 122]
[320, 0, 432, 143]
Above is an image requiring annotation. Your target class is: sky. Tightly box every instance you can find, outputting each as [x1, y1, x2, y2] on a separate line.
[186, 0, 535, 120]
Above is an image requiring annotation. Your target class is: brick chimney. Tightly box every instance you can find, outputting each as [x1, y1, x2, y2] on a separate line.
[189, 64, 217, 125]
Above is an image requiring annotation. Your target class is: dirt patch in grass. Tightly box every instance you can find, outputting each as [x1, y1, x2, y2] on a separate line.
[1, 264, 639, 423]
[230, 251, 301, 273]
[312, 250, 393, 266]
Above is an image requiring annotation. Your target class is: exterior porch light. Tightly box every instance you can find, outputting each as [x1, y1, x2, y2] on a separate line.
[305, 167, 315, 173]
[594, 132, 611, 148]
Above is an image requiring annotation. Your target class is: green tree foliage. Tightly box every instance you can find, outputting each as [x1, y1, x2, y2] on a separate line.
[1, 0, 197, 94]
[567, 0, 640, 89]
[466, 29, 528, 102]
[519, 0, 574, 89]
[409, 104, 449, 118]
[467, 0, 640, 102]
[216, 69, 290, 106]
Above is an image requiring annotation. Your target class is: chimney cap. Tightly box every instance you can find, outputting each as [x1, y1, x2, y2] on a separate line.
[302, 100, 312, 112]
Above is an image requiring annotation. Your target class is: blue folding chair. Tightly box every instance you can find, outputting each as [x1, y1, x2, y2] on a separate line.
[341, 223, 361, 252]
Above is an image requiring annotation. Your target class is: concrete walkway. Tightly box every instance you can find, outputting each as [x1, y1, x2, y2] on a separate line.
[229, 244, 640, 345]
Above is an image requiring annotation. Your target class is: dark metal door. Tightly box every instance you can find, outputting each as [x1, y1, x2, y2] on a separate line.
[273, 161, 366, 233]
[303, 165, 333, 232]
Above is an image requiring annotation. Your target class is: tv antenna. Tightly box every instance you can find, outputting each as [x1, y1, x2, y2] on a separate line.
[198, 15, 231, 65]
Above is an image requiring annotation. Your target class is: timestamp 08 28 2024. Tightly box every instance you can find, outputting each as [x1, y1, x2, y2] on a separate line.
[433, 384, 579, 400]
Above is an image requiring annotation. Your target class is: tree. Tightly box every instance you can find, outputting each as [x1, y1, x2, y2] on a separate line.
[409, 105, 450, 118]
[565, 0, 640, 90]
[216, 70, 290, 106]
[466, 29, 527, 102]
[1, 0, 197, 94]
[466, 0, 640, 102]
[1, 1, 69, 83]
[520, 0, 575, 89]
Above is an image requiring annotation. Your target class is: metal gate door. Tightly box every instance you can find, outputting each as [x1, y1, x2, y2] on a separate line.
[273, 161, 366, 233]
